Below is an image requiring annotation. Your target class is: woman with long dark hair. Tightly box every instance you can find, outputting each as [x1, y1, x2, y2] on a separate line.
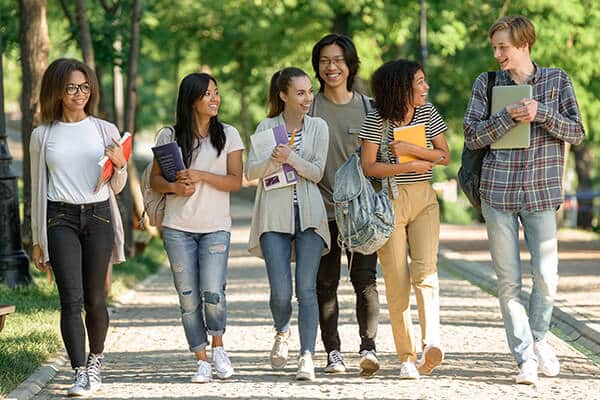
[30, 58, 127, 397]
[150, 72, 244, 383]
[360, 59, 450, 379]
[246, 67, 330, 381]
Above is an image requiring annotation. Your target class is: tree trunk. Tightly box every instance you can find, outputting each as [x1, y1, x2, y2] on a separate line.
[19, 0, 49, 256]
[419, 0, 428, 72]
[113, 38, 125, 130]
[573, 144, 594, 228]
[95, 64, 112, 120]
[121, 0, 143, 255]
[331, 11, 351, 35]
[75, 0, 95, 70]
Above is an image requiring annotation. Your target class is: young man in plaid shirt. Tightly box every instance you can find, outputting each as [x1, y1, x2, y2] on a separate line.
[464, 15, 584, 385]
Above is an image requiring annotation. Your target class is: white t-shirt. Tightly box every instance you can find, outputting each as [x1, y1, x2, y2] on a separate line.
[158, 124, 244, 233]
[45, 117, 110, 204]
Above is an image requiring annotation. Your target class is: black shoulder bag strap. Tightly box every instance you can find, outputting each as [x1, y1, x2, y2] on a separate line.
[486, 71, 496, 118]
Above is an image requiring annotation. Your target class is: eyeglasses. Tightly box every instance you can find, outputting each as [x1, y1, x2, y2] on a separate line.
[318, 57, 346, 67]
[64, 83, 91, 95]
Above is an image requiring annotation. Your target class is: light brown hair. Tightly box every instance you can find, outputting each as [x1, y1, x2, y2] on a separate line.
[489, 15, 536, 51]
[40, 58, 99, 123]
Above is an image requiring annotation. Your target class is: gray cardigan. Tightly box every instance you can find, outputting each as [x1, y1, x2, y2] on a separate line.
[30, 116, 127, 264]
[245, 113, 330, 259]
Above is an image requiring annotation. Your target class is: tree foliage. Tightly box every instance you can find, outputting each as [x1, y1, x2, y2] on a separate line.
[2, 0, 599, 227]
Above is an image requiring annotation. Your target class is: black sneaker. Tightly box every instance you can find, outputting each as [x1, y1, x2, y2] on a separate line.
[324, 350, 346, 373]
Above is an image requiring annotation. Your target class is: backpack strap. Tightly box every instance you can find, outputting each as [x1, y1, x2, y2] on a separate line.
[308, 94, 317, 116]
[360, 94, 375, 114]
[486, 71, 496, 119]
[380, 119, 399, 200]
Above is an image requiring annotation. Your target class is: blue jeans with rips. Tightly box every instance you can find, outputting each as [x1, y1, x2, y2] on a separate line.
[162, 227, 230, 352]
[260, 206, 325, 355]
[481, 200, 558, 366]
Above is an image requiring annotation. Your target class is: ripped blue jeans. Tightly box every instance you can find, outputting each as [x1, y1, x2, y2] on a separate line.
[162, 227, 230, 352]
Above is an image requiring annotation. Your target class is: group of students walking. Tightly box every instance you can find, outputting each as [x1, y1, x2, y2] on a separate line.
[30, 14, 584, 397]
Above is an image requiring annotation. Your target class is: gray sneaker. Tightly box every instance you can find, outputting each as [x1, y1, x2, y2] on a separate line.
[324, 350, 346, 373]
[270, 332, 290, 369]
[86, 353, 104, 392]
[67, 367, 90, 397]
[359, 350, 379, 377]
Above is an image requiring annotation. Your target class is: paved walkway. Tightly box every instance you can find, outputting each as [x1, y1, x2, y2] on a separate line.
[439, 224, 600, 355]
[30, 195, 600, 399]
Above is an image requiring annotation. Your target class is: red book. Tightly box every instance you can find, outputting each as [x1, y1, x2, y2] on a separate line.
[94, 132, 132, 192]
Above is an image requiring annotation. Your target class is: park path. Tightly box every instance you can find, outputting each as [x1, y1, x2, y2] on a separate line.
[31, 195, 600, 399]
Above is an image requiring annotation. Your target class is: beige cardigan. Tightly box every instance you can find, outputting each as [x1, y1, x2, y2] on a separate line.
[30, 117, 127, 264]
[245, 113, 330, 259]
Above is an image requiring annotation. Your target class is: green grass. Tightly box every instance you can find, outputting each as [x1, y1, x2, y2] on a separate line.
[0, 238, 166, 397]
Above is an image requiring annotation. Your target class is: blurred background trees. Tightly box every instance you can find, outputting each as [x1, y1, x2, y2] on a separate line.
[1, 0, 598, 241]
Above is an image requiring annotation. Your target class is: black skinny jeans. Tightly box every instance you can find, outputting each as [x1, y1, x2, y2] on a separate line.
[317, 220, 379, 353]
[47, 200, 114, 368]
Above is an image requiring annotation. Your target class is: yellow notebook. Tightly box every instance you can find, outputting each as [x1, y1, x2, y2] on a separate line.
[393, 123, 426, 163]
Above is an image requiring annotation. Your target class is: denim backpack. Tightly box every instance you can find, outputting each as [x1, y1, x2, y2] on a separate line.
[333, 120, 397, 258]
[458, 71, 496, 210]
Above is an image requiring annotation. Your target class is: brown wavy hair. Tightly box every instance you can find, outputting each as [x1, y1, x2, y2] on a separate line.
[40, 58, 99, 124]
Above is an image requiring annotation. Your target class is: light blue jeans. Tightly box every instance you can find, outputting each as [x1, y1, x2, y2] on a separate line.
[162, 227, 230, 352]
[260, 206, 325, 355]
[481, 200, 558, 366]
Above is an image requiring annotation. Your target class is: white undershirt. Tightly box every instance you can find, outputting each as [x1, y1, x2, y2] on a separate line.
[45, 117, 110, 204]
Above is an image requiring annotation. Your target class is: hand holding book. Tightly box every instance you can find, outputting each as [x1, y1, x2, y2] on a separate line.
[95, 132, 132, 192]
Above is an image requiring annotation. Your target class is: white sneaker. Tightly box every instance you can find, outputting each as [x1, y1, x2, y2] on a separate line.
[191, 360, 212, 383]
[212, 347, 234, 379]
[399, 361, 420, 380]
[67, 367, 90, 397]
[296, 351, 315, 381]
[417, 345, 444, 375]
[86, 353, 104, 392]
[534, 339, 560, 377]
[324, 350, 346, 373]
[515, 359, 538, 385]
[359, 350, 379, 377]
[270, 331, 289, 369]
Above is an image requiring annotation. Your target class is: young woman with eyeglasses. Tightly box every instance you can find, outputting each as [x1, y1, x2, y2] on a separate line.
[30, 58, 127, 397]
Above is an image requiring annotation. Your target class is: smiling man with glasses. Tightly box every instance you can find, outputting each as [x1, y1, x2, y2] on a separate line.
[310, 33, 380, 377]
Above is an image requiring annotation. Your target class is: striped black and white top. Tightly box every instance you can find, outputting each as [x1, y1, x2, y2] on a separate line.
[288, 128, 303, 204]
[359, 103, 447, 184]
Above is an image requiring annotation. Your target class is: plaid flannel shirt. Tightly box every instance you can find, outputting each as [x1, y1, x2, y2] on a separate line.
[464, 64, 585, 212]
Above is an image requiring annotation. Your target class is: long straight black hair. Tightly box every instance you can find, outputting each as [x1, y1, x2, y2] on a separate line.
[174, 73, 226, 167]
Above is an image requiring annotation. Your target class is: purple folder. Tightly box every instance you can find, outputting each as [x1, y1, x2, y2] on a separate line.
[272, 125, 298, 184]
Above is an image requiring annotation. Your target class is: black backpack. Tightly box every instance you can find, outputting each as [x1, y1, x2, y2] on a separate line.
[458, 71, 496, 210]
